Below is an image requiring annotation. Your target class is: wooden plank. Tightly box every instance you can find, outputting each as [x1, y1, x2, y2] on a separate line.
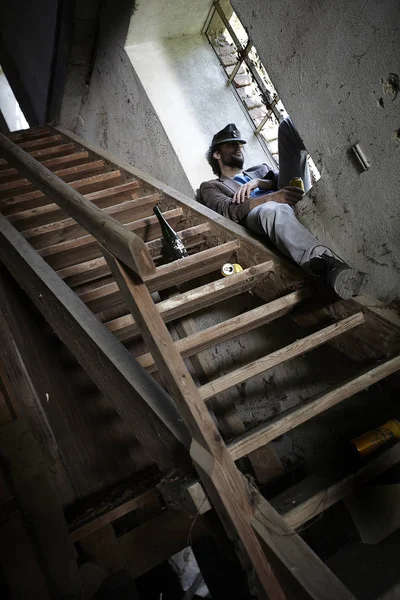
[0, 150, 90, 182]
[57, 222, 210, 289]
[6, 171, 123, 228]
[251, 493, 356, 600]
[80, 241, 239, 315]
[8, 126, 51, 142]
[17, 134, 63, 151]
[2, 179, 139, 218]
[0, 160, 105, 197]
[137, 289, 310, 373]
[70, 488, 160, 542]
[106, 261, 274, 340]
[199, 313, 365, 401]
[103, 252, 286, 599]
[0, 214, 190, 470]
[39, 208, 182, 272]
[229, 354, 400, 461]
[274, 442, 400, 530]
[0, 135, 154, 277]
[0, 143, 76, 170]
[24, 193, 160, 250]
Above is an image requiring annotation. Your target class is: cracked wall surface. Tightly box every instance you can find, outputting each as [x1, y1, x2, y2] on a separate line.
[232, 0, 400, 302]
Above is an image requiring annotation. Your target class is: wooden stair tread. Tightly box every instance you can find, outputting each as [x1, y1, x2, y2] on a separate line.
[228, 353, 400, 461]
[23, 193, 161, 249]
[136, 289, 310, 372]
[0, 160, 106, 197]
[105, 261, 274, 339]
[79, 240, 239, 314]
[5, 171, 123, 225]
[0, 143, 77, 169]
[57, 222, 211, 288]
[199, 312, 365, 400]
[0, 151, 91, 183]
[39, 208, 183, 270]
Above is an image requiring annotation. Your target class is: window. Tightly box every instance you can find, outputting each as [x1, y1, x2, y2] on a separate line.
[204, 1, 319, 182]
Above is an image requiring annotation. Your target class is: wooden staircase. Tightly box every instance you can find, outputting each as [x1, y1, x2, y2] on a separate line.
[1, 125, 400, 599]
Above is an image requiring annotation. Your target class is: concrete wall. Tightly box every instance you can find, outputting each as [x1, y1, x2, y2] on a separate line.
[232, 0, 400, 302]
[126, 35, 268, 189]
[60, 0, 194, 197]
[0, 0, 59, 125]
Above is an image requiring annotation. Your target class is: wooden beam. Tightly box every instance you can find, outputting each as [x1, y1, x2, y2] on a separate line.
[103, 251, 286, 599]
[0, 214, 190, 470]
[0, 134, 154, 278]
[0, 151, 90, 182]
[57, 222, 210, 288]
[8, 126, 52, 142]
[70, 488, 161, 542]
[2, 182, 139, 223]
[105, 261, 274, 340]
[0, 143, 76, 170]
[39, 208, 182, 271]
[17, 134, 62, 151]
[24, 194, 161, 250]
[251, 493, 356, 600]
[0, 160, 105, 197]
[137, 289, 310, 373]
[80, 241, 239, 315]
[200, 313, 365, 401]
[275, 441, 400, 530]
[6, 172, 123, 228]
[229, 354, 400, 461]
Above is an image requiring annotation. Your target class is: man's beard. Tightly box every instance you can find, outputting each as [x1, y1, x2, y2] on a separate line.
[222, 154, 244, 170]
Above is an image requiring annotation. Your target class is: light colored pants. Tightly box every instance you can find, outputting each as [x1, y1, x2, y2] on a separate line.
[245, 117, 333, 271]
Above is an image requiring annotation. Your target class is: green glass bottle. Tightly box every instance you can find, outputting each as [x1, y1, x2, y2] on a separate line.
[153, 205, 189, 260]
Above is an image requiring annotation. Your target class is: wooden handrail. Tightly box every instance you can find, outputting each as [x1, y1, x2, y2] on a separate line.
[0, 132, 155, 278]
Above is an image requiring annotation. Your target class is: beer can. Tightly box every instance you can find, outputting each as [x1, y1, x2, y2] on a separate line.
[289, 177, 305, 191]
[351, 419, 400, 457]
[221, 263, 243, 277]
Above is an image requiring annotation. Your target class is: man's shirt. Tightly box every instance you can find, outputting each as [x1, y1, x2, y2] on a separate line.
[233, 173, 274, 197]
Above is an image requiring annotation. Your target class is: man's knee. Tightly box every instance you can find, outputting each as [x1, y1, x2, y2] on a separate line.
[255, 201, 293, 226]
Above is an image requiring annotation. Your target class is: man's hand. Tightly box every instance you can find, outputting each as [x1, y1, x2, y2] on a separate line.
[232, 179, 260, 204]
[248, 186, 304, 210]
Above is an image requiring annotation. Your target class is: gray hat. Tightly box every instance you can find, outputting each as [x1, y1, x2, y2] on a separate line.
[211, 123, 247, 147]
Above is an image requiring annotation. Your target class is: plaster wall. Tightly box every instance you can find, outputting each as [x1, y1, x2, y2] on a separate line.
[126, 35, 269, 190]
[59, 0, 193, 197]
[232, 0, 400, 302]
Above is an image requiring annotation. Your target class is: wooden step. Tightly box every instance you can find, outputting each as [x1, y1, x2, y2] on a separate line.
[199, 313, 365, 401]
[57, 223, 211, 288]
[0, 143, 76, 170]
[80, 241, 239, 315]
[18, 134, 63, 151]
[137, 289, 310, 372]
[40, 208, 183, 271]
[24, 193, 160, 249]
[278, 441, 400, 530]
[228, 353, 400, 461]
[0, 151, 91, 183]
[0, 160, 105, 198]
[8, 126, 52, 142]
[6, 171, 123, 227]
[105, 260, 274, 340]
[2, 179, 140, 218]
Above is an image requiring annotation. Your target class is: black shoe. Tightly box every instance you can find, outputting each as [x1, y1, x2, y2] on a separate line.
[309, 255, 367, 300]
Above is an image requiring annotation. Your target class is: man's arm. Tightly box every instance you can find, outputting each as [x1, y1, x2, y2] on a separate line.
[198, 181, 251, 223]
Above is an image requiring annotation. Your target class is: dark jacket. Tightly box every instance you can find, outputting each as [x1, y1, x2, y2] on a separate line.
[197, 163, 278, 224]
